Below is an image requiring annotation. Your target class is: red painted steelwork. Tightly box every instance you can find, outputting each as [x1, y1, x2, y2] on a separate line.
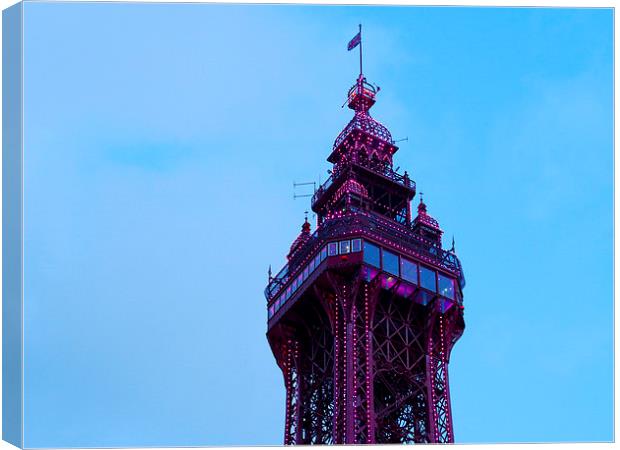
[266, 68, 465, 444]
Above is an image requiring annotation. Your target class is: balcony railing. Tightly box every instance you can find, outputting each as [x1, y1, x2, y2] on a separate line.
[311, 163, 416, 209]
[311, 174, 335, 207]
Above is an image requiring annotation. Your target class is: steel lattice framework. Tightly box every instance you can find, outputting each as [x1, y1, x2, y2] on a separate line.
[266, 72, 466, 445]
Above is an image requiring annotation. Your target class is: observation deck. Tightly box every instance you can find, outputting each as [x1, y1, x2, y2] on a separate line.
[265, 211, 465, 319]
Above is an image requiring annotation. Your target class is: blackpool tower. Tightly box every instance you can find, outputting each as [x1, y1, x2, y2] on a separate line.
[265, 30, 466, 445]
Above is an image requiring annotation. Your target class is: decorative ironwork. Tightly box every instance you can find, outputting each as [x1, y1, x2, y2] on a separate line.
[266, 62, 466, 445]
[373, 294, 430, 443]
[333, 110, 393, 150]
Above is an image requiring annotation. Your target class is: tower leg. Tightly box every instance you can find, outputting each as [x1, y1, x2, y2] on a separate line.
[283, 338, 301, 445]
[426, 310, 455, 443]
[352, 282, 378, 443]
[332, 289, 345, 444]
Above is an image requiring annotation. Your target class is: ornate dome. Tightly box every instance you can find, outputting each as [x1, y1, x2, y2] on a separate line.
[414, 198, 441, 231]
[333, 111, 393, 150]
[288, 218, 312, 260]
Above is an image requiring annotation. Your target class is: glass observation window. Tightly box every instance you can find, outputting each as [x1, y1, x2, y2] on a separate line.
[314, 254, 320, 269]
[400, 258, 418, 284]
[438, 274, 455, 300]
[382, 249, 399, 276]
[303, 267, 309, 280]
[328, 242, 338, 256]
[308, 259, 314, 273]
[363, 241, 381, 268]
[321, 247, 327, 261]
[351, 238, 362, 252]
[296, 274, 303, 288]
[420, 265, 437, 292]
[339, 240, 351, 254]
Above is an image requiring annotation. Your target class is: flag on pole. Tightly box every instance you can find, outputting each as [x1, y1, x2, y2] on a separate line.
[347, 31, 361, 51]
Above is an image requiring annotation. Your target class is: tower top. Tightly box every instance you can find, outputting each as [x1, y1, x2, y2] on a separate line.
[336, 25, 392, 149]
[345, 24, 380, 113]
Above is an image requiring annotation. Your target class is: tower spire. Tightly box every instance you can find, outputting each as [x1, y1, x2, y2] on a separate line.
[418, 192, 426, 214]
[302, 213, 311, 233]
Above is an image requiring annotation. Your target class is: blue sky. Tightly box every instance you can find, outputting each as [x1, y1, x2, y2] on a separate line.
[21, 3, 612, 446]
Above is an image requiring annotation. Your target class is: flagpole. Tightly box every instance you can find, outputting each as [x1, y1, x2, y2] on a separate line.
[358, 23, 363, 78]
